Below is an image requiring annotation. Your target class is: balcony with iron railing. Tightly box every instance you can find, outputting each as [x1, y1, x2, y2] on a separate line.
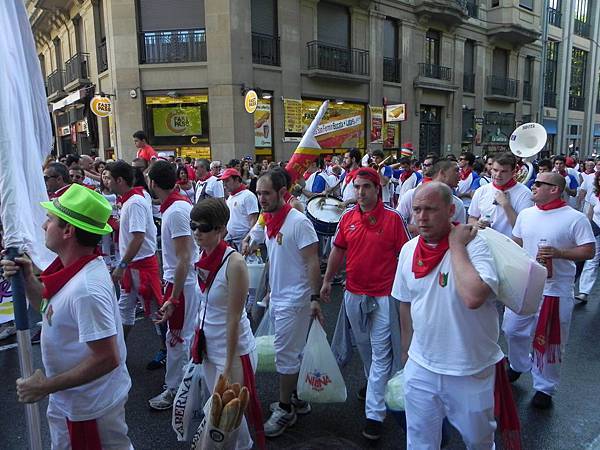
[486, 75, 519, 101]
[383, 57, 402, 83]
[466, 1, 478, 19]
[463, 73, 475, 93]
[548, 7, 561, 27]
[523, 81, 532, 101]
[47, 70, 65, 99]
[569, 95, 585, 111]
[574, 19, 590, 38]
[544, 91, 557, 108]
[64, 53, 90, 89]
[252, 32, 280, 66]
[414, 0, 469, 27]
[98, 41, 108, 73]
[306, 41, 369, 79]
[419, 63, 453, 81]
[140, 28, 207, 64]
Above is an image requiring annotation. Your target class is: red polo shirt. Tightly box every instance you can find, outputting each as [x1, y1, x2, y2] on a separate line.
[334, 202, 409, 296]
[136, 144, 157, 162]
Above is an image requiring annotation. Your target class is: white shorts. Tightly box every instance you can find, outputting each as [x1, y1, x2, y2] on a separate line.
[271, 302, 312, 374]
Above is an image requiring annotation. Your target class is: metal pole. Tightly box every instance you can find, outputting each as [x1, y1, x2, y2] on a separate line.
[7, 247, 43, 450]
[538, 0, 550, 124]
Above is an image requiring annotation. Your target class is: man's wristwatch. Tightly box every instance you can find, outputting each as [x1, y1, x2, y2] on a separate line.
[118, 260, 128, 270]
[310, 294, 320, 302]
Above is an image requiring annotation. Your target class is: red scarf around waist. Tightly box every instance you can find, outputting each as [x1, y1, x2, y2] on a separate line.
[493, 178, 517, 192]
[118, 186, 145, 205]
[160, 190, 191, 214]
[241, 354, 266, 450]
[533, 295, 561, 369]
[412, 233, 450, 279]
[40, 255, 98, 305]
[229, 184, 247, 197]
[494, 358, 522, 450]
[264, 203, 292, 239]
[122, 255, 162, 315]
[163, 282, 186, 346]
[536, 198, 567, 211]
[195, 240, 228, 292]
[459, 167, 472, 181]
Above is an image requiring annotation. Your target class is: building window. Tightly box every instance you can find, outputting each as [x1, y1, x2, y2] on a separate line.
[492, 48, 508, 78]
[425, 30, 440, 66]
[520, 0, 533, 10]
[523, 56, 533, 101]
[545, 41, 559, 107]
[491, 0, 499, 7]
[574, 0, 590, 37]
[383, 18, 400, 83]
[548, 0, 562, 27]
[569, 47, 587, 111]
[317, 1, 350, 48]
[251, 0, 279, 65]
[463, 40, 475, 93]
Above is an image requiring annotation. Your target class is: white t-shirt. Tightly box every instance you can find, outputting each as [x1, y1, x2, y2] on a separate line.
[456, 172, 476, 208]
[469, 182, 533, 237]
[119, 193, 157, 261]
[589, 195, 600, 226]
[379, 166, 393, 204]
[41, 258, 131, 421]
[397, 186, 466, 225]
[195, 176, 224, 202]
[161, 200, 197, 283]
[265, 208, 318, 306]
[226, 189, 259, 240]
[512, 205, 595, 297]
[341, 176, 356, 203]
[392, 235, 503, 376]
[581, 172, 596, 211]
[396, 172, 419, 200]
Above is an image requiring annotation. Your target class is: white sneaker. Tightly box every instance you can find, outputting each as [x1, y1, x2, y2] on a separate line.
[264, 404, 297, 437]
[0, 324, 16, 340]
[269, 393, 311, 415]
[148, 389, 175, 410]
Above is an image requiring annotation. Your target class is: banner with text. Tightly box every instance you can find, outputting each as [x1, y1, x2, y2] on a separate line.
[153, 107, 202, 137]
[302, 100, 365, 149]
[254, 99, 272, 148]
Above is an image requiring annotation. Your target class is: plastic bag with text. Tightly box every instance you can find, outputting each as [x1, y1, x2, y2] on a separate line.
[172, 361, 205, 441]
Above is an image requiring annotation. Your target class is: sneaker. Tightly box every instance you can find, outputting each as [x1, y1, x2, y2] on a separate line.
[507, 366, 522, 383]
[357, 384, 367, 401]
[146, 348, 167, 370]
[575, 293, 588, 303]
[0, 324, 16, 341]
[531, 391, 553, 409]
[148, 389, 175, 410]
[264, 404, 297, 437]
[362, 418, 383, 441]
[269, 393, 311, 415]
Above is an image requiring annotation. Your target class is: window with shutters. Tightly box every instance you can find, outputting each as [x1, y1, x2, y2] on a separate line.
[569, 47, 587, 111]
[251, 0, 279, 65]
[137, 0, 206, 63]
[317, 2, 350, 48]
[383, 18, 400, 83]
[523, 57, 533, 101]
[463, 40, 475, 93]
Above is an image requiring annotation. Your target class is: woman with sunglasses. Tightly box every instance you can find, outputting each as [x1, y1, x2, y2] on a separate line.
[190, 198, 263, 450]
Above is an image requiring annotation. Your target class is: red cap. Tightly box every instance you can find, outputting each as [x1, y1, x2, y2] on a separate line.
[219, 168, 242, 180]
[565, 156, 576, 168]
[401, 142, 413, 149]
[355, 167, 381, 187]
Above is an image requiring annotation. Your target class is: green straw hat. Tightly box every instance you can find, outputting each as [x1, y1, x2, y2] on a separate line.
[40, 184, 113, 235]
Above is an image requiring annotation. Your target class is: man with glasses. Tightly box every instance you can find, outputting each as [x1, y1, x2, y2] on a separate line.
[210, 160, 223, 178]
[340, 148, 362, 209]
[504, 172, 594, 409]
[194, 159, 224, 202]
[456, 152, 479, 214]
[44, 162, 71, 199]
[469, 153, 533, 237]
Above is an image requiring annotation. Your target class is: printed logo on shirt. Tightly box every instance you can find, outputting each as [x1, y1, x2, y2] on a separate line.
[348, 223, 357, 232]
[276, 232, 283, 245]
[46, 304, 54, 326]
[438, 272, 449, 288]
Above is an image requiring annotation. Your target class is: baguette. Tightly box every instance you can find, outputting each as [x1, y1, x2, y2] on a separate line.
[221, 389, 236, 406]
[218, 398, 240, 432]
[235, 386, 250, 428]
[230, 383, 241, 397]
[214, 374, 228, 396]
[209, 393, 222, 426]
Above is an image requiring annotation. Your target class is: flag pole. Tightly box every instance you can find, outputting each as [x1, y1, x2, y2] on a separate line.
[7, 247, 43, 450]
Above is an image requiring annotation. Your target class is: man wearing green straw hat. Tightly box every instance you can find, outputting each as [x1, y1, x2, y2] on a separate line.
[1, 184, 132, 449]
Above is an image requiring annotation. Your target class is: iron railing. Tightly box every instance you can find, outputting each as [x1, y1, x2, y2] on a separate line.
[419, 63, 453, 81]
[383, 57, 401, 83]
[487, 75, 519, 97]
[64, 53, 89, 84]
[463, 73, 475, 93]
[523, 81, 532, 101]
[47, 70, 64, 95]
[252, 32, 280, 66]
[569, 95, 585, 111]
[98, 41, 108, 72]
[307, 41, 369, 75]
[140, 28, 207, 64]
[466, 1, 478, 18]
[574, 19, 590, 38]
[544, 91, 557, 108]
[548, 7, 561, 27]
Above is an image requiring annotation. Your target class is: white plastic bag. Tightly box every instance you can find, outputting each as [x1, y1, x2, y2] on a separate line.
[172, 361, 205, 441]
[385, 370, 405, 411]
[478, 228, 546, 315]
[191, 396, 241, 450]
[297, 320, 347, 403]
[255, 306, 276, 372]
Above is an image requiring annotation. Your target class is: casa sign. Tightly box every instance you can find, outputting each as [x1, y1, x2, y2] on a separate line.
[244, 90, 258, 114]
[90, 96, 112, 117]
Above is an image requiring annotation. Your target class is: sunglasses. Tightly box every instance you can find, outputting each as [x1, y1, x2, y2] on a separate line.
[43, 175, 58, 181]
[422, 163, 433, 167]
[534, 181, 557, 188]
[190, 221, 214, 233]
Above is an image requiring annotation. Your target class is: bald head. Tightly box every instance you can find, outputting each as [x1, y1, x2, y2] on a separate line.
[413, 182, 455, 241]
[80, 155, 93, 170]
[415, 181, 453, 206]
[545, 172, 566, 192]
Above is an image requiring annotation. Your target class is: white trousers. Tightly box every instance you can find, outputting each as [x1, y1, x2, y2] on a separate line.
[344, 292, 392, 422]
[165, 281, 201, 391]
[403, 359, 496, 450]
[47, 398, 133, 450]
[271, 302, 312, 374]
[502, 296, 574, 396]
[578, 234, 600, 295]
[119, 269, 141, 326]
[203, 351, 258, 450]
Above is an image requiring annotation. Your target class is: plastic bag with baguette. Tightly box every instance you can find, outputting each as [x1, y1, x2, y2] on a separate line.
[207, 374, 250, 432]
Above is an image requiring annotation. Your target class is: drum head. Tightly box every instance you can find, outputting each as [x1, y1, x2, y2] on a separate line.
[306, 196, 344, 223]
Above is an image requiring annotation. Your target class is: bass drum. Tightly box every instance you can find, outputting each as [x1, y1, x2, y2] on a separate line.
[306, 195, 345, 236]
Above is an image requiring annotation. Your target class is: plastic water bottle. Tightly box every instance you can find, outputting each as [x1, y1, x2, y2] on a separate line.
[537, 238, 553, 278]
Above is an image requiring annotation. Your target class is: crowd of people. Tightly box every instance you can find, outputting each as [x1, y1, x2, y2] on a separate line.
[1, 128, 598, 449]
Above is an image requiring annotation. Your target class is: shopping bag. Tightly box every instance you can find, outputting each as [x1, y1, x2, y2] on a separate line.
[172, 361, 205, 441]
[385, 370, 405, 412]
[479, 228, 546, 315]
[255, 306, 276, 372]
[297, 320, 347, 403]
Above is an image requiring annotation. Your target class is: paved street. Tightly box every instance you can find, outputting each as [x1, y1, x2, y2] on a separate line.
[1, 282, 600, 449]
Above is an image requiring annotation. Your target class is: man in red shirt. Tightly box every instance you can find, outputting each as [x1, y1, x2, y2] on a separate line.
[321, 167, 410, 441]
[133, 130, 157, 162]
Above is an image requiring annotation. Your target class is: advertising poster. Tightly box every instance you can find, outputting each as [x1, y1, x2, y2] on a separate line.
[475, 117, 484, 145]
[302, 100, 365, 149]
[153, 106, 202, 137]
[383, 122, 399, 149]
[283, 98, 303, 135]
[370, 106, 384, 144]
[0, 272, 13, 324]
[254, 99, 272, 148]
[385, 103, 406, 122]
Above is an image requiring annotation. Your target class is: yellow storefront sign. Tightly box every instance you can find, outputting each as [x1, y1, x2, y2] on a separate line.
[153, 107, 202, 137]
[180, 146, 211, 160]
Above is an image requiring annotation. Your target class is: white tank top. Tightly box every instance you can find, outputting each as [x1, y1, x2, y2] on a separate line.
[198, 249, 255, 364]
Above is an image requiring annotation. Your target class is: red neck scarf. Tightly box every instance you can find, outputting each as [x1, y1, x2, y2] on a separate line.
[49, 184, 71, 199]
[493, 178, 517, 192]
[358, 200, 385, 230]
[494, 359, 522, 450]
[195, 240, 228, 293]
[119, 186, 145, 205]
[533, 295, 562, 370]
[459, 167, 472, 181]
[422, 177, 433, 184]
[40, 255, 98, 302]
[197, 173, 212, 182]
[344, 168, 360, 185]
[303, 171, 312, 180]
[400, 169, 413, 183]
[536, 198, 567, 211]
[412, 232, 450, 279]
[229, 184, 247, 196]
[160, 190, 191, 214]
[557, 169, 567, 177]
[264, 203, 293, 239]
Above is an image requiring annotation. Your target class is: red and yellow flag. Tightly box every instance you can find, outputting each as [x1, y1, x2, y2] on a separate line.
[285, 100, 329, 183]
